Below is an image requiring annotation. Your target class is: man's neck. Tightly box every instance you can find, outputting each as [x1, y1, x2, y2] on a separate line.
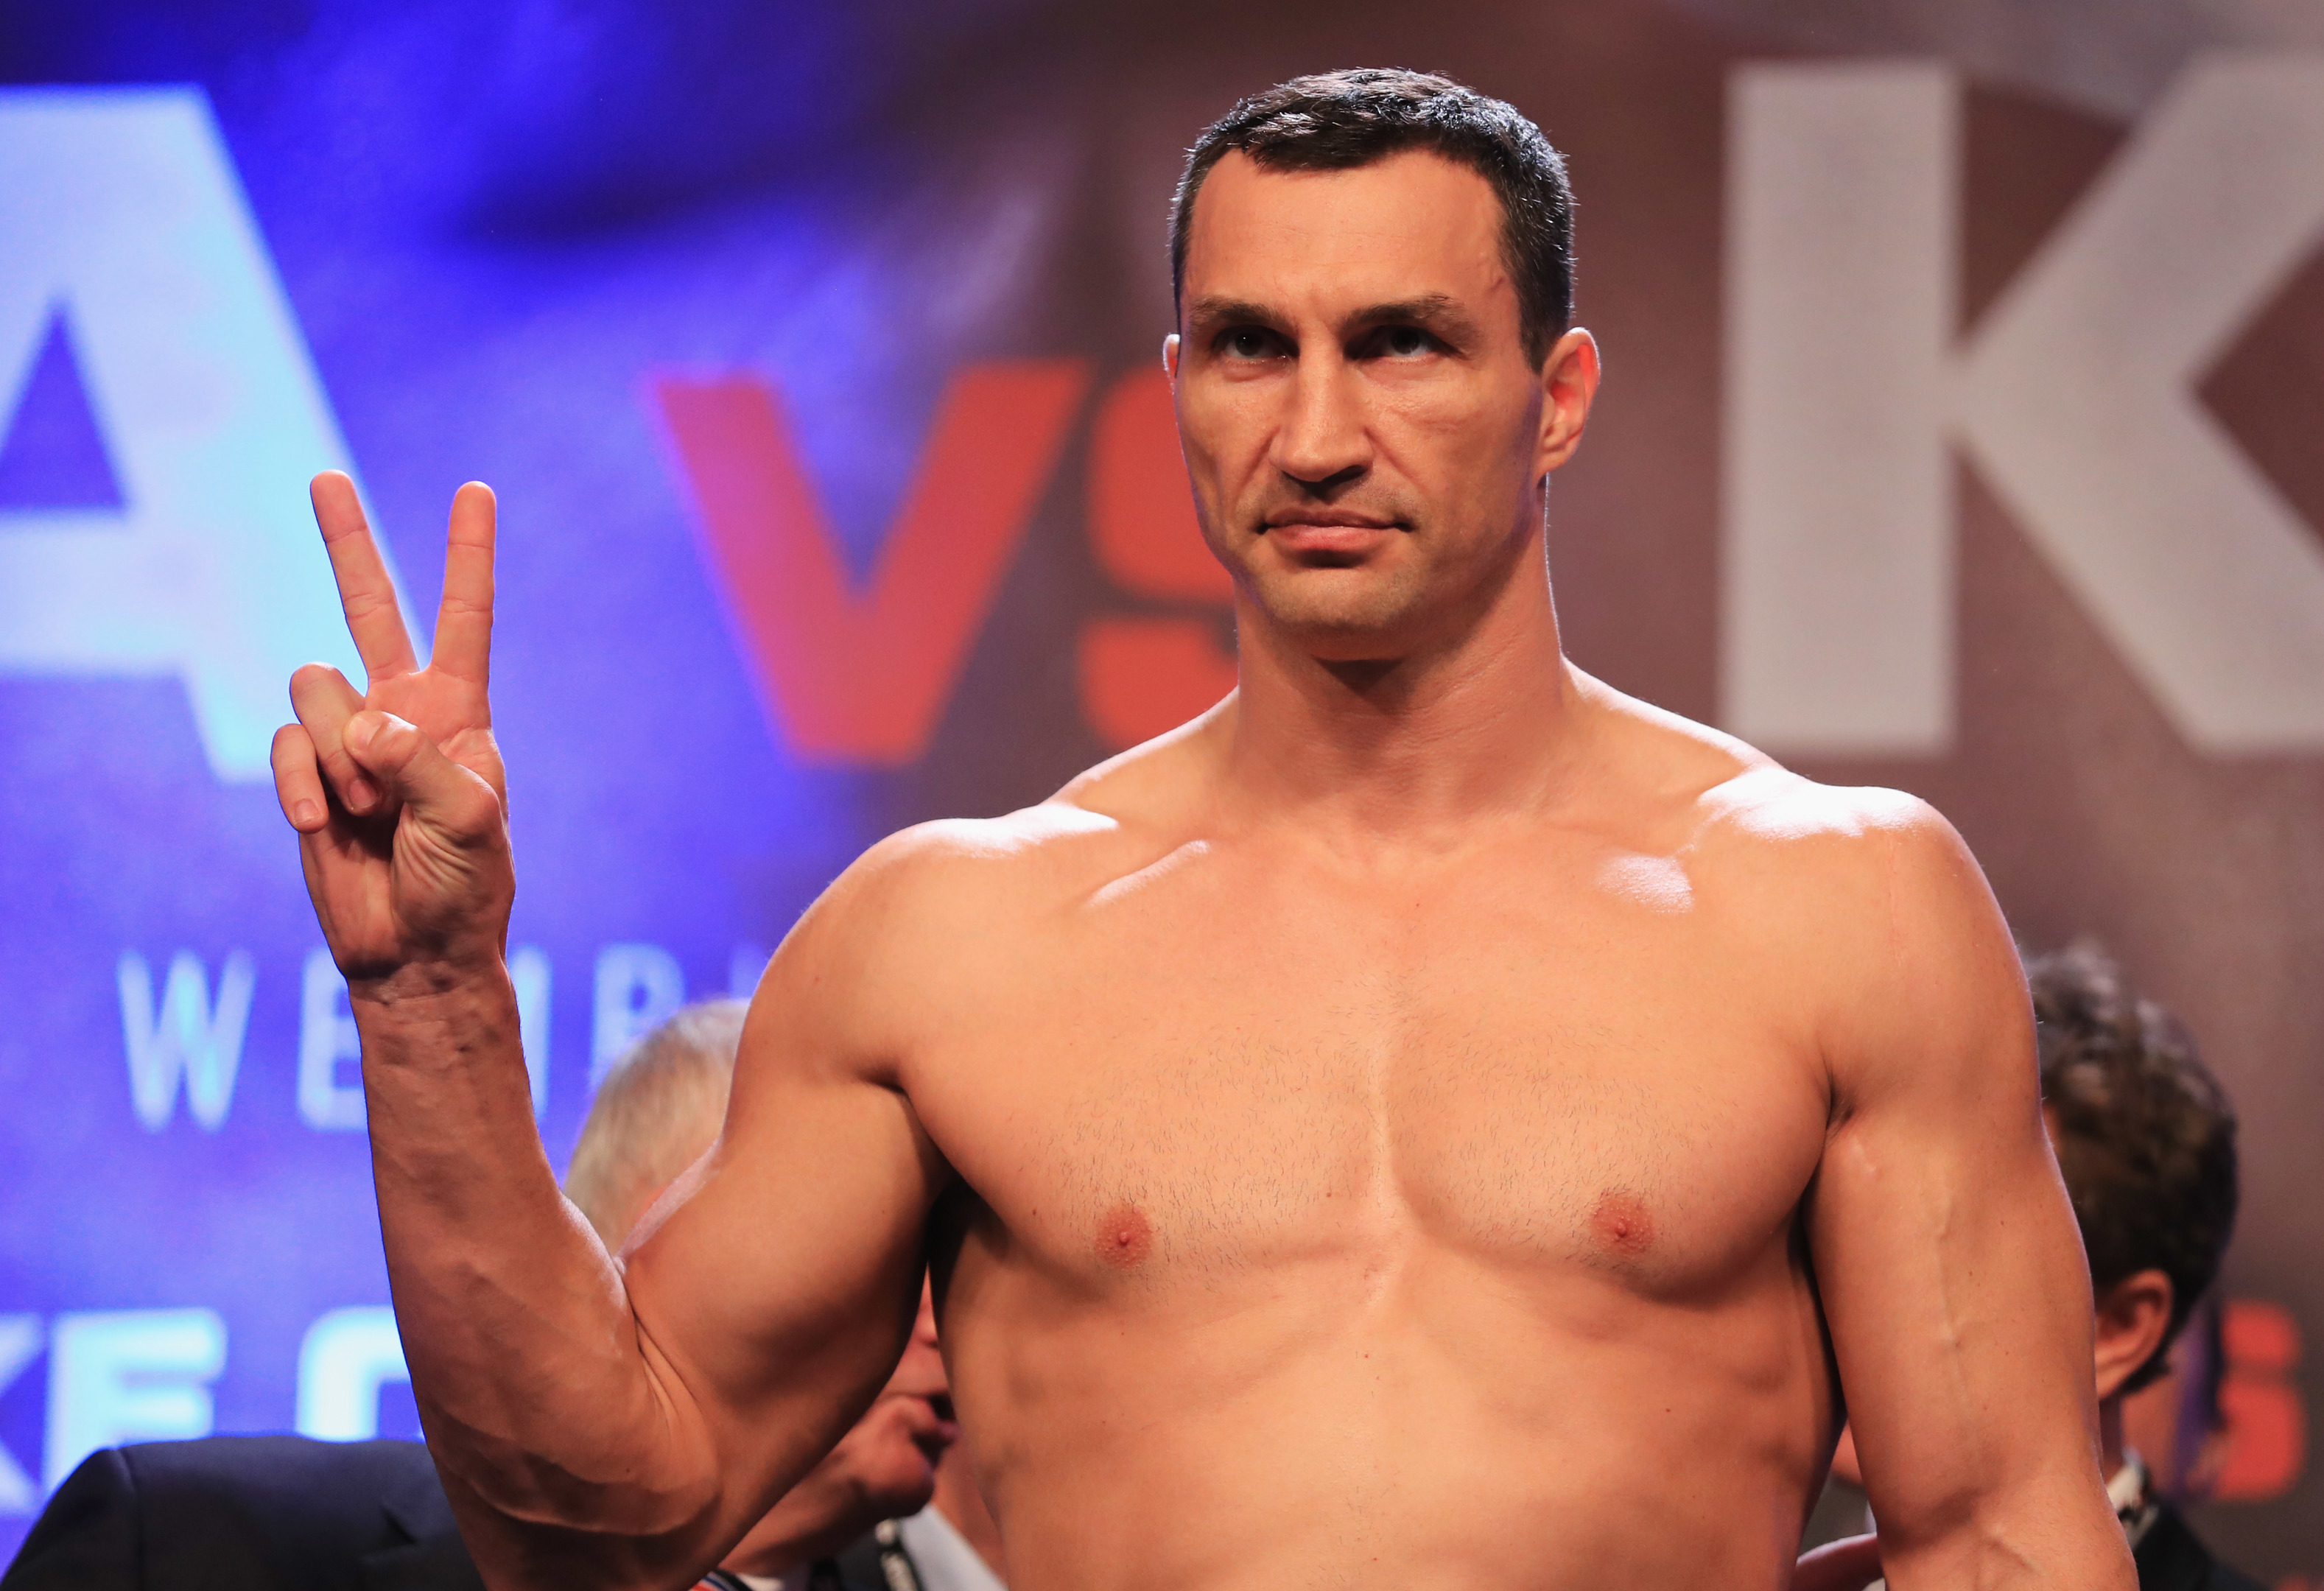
[1218, 557, 1584, 844]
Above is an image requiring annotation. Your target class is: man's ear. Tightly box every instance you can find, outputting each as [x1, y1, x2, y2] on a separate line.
[2095, 1268, 2176, 1402]
[1535, 327, 1601, 477]
[1163, 333, 1182, 381]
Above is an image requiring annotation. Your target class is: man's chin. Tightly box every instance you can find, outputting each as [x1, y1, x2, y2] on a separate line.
[1280, 612, 1432, 666]
[823, 1471, 938, 1553]
[849, 1451, 943, 1536]
[872, 1473, 941, 1522]
[1243, 572, 1430, 656]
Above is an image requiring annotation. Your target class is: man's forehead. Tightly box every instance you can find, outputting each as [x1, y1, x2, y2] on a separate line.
[1182, 148, 1511, 314]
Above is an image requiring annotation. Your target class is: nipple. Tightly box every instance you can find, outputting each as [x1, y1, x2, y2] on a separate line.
[1589, 1189, 1654, 1259]
[1095, 1203, 1153, 1268]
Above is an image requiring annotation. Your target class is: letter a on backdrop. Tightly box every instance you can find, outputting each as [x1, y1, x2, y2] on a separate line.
[0, 88, 407, 781]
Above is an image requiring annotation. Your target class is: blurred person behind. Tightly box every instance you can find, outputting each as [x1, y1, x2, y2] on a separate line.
[1, 1433, 486, 1591]
[1801, 945, 2257, 1591]
[1807, 1292, 2228, 1569]
[1, 1000, 966, 1591]
[2029, 945, 2253, 1590]
[2121, 1293, 2230, 1509]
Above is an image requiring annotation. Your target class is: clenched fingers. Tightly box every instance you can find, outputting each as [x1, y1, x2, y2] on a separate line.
[289, 661, 384, 815]
[271, 723, 329, 833]
[343, 710, 502, 843]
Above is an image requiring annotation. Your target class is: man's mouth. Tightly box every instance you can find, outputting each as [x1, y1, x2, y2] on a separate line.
[1260, 510, 1400, 532]
[1260, 513, 1403, 555]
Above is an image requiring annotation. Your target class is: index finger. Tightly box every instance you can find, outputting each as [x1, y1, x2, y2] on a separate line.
[433, 482, 496, 686]
[311, 471, 418, 683]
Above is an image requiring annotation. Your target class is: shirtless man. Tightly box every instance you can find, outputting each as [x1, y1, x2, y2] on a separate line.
[270, 69, 2133, 1590]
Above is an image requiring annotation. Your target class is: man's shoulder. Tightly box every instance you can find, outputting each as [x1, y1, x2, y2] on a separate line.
[1590, 687, 1998, 1001]
[749, 733, 1213, 1056]
[1693, 764, 1960, 894]
[1593, 683, 1956, 879]
[822, 726, 1212, 928]
[829, 800, 1140, 932]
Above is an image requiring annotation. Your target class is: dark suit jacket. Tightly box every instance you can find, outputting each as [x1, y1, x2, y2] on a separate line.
[2135, 1500, 2266, 1591]
[1, 1435, 485, 1591]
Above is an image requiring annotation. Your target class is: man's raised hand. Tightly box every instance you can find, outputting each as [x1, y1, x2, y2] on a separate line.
[272, 472, 513, 988]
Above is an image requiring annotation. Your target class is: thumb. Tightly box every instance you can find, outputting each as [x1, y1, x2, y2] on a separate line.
[344, 711, 500, 837]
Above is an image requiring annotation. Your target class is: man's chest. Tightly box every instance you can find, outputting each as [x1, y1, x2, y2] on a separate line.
[910, 841, 1831, 1299]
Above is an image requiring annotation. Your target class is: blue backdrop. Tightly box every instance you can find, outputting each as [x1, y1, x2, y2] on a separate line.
[0, 1, 1148, 1555]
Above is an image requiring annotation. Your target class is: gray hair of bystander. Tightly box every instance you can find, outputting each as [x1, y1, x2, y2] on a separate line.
[564, 1000, 748, 1248]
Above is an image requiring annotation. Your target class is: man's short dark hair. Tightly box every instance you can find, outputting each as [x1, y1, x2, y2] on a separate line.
[2029, 943, 2240, 1394]
[1170, 69, 1575, 365]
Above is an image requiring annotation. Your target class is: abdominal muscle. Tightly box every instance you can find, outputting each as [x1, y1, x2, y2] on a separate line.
[937, 1235, 1834, 1591]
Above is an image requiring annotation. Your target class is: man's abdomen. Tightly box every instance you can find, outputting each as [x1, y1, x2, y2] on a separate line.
[944, 1237, 1836, 1591]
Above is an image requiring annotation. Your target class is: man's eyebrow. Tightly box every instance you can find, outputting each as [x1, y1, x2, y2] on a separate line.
[1346, 294, 1473, 334]
[1185, 296, 1279, 330]
[1184, 292, 1481, 340]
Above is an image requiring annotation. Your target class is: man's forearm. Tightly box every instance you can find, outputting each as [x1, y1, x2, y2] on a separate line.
[354, 963, 721, 1568]
[1881, 1471, 2138, 1591]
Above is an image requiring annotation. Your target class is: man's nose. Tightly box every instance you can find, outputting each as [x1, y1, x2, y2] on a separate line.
[1272, 351, 1370, 491]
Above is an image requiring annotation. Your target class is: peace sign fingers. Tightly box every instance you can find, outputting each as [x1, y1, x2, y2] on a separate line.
[312, 471, 420, 685]
[432, 482, 497, 689]
[281, 474, 515, 991]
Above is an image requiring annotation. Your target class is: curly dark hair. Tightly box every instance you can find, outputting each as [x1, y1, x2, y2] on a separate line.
[2029, 942, 2240, 1394]
[1168, 69, 1576, 365]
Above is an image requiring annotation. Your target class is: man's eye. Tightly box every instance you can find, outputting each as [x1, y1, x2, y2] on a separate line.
[1222, 329, 1274, 359]
[1381, 326, 1433, 357]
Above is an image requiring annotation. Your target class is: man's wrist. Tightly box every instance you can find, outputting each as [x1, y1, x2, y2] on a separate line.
[347, 950, 516, 1025]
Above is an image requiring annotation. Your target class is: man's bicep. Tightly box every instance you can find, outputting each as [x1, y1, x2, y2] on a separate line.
[1808, 806, 2104, 1567]
[617, 854, 955, 1522]
[1813, 1088, 2094, 1514]
[612, 1045, 941, 1549]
